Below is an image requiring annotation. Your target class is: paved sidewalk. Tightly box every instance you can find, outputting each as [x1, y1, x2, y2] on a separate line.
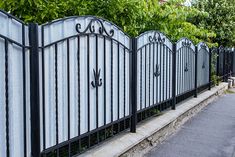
[146, 88, 235, 157]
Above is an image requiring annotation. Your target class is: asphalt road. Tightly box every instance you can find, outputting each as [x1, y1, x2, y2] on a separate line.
[146, 89, 235, 157]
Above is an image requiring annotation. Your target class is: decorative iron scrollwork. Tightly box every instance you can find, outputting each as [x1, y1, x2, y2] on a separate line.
[91, 69, 102, 88]
[149, 32, 165, 44]
[154, 64, 161, 77]
[76, 18, 114, 37]
[184, 63, 189, 72]
[202, 62, 205, 69]
[182, 41, 191, 47]
[200, 43, 207, 50]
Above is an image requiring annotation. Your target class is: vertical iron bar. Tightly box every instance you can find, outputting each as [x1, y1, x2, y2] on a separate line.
[95, 35, 99, 129]
[216, 48, 219, 85]
[77, 36, 80, 136]
[66, 39, 71, 157]
[209, 48, 212, 90]
[124, 48, 126, 117]
[95, 35, 100, 143]
[140, 49, 142, 110]
[22, 24, 27, 157]
[54, 44, 59, 155]
[188, 48, 190, 90]
[172, 43, 176, 110]
[194, 46, 198, 98]
[149, 43, 151, 107]
[29, 23, 40, 157]
[87, 35, 90, 149]
[223, 49, 226, 81]
[5, 39, 10, 157]
[117, 43, 120, 119]
[144, 46, 147, 109]
[152, 43, 155, 105]
[159, 44, 162, 105]
[166, 47, 168, 101]
[156, 43, 159, 105]
[181, 48, 183, 95]
[103, 37, 106, 125]
[41, 26, 46, 150]
[87, 35, 90, 132]
[111, 39, 113, 123]
[130, 38, 137, 133]
[163, 45, 165, 102]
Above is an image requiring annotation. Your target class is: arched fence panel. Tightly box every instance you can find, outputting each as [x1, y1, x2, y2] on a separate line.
[0, 10, 31, 157]
[136, 31, 173, 121]
[176, 38, 196, 102]
[197, 42, 210, 91]
[38, 16, 132, 156]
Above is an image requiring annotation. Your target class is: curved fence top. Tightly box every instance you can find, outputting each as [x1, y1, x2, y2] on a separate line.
[136, 31, 172, 51]
[0, 10, 25, 24]
[39, 16, 131, 48]
[176, 37, 195, 52]
[197, 42, 209, 52]
[0, 10, 28, 46]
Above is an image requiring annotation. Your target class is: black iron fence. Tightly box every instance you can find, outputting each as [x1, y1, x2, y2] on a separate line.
[0, 10, 234, 157]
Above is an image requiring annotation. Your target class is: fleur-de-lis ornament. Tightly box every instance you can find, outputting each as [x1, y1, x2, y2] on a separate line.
[184, 63, 189, 72]
[154, 64, 161, 77]
[91, 69, 102, 88]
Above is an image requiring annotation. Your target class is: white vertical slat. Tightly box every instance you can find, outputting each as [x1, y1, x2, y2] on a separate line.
[97, 36, 104, 127]
[105, 39, 111, 124]
[80, 35, 88, 134]
[136, 31, 173, 109]
[69, 36, 78, 138]
[0, 37, 6, 157]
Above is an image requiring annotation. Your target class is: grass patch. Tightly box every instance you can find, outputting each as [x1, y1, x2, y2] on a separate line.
[225, 89, 235, 94]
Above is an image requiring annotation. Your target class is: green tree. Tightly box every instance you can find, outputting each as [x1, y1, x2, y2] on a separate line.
[193, 0, 235, 46]
[0, 0, 216, 46]
[144, 0, 216, 46]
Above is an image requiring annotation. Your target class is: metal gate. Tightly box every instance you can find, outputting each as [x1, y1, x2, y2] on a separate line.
[38, 16, 132, 156]
[197, 42, 210, 92]
[176, 38, 196, 102]
[136, 31, 173, 121]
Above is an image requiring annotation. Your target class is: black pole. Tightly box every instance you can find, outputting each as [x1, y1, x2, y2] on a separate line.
[130, 37, 137, 133]
[172, 43, 176, 110]
[216, 48, 219, 85]
[194, 46, 198, 98]
[29, 23, 41, 157]
[231, 49, 234, 76]
[209, 48, 212, 90]
[223, 49, 226, 82]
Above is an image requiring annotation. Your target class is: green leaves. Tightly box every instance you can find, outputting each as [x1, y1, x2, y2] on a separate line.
[193, 0, 235, 46]
[0, 0, 219, 46]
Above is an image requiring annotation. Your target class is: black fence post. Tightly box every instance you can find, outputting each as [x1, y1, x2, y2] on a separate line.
[130, 37, 137, 133]
[194, 46, 198, 98]
[231, 48, 234, 76]
[172, 43, 176, 110]
[223, 49, 226, 82]
[209, 48, 212, 90]
[216, 48, 220, 85]
[29, 23, 41, 157]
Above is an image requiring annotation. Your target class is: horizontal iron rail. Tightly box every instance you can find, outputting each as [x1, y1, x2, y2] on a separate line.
[0, 34, 30, 48]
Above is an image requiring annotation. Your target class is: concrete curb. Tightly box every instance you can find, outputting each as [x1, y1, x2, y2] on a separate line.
[78, 83, 228, 157]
